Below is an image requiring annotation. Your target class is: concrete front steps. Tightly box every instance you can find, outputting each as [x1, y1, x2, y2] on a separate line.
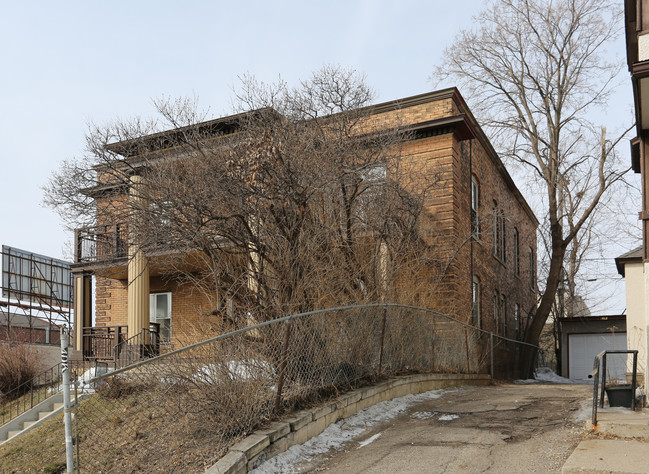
[0, 392, 65, 445]
[562, 408, 649, 473]
[595, 408, 649, 437]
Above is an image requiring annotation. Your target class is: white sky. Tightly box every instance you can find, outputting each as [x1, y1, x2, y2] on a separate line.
[0, 0, 638, 314]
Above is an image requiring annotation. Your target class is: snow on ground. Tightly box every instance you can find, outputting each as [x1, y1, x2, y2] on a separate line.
[534, 367, 576, 384]
[410, 411, 438, 420]
[251, 387, 458, 473]
[515, 367, 581, 385]
[76, 366, 114, 392]
[194, 360, 275, 384]
[357, 433, 381, 448]
[574, 399, 592, 423]
[438, 414, 460, 421]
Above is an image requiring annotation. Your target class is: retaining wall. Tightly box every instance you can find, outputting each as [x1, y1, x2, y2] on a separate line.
[205, 373, 491, 473]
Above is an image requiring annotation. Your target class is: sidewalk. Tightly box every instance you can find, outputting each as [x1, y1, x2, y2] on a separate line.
[562, 408, 649, 473]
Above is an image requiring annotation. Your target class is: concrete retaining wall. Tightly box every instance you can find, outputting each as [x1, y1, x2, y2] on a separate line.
[205, 373, 491, 473]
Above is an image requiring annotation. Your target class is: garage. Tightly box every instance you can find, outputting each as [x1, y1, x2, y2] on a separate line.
[559, 315, 626, 381]
[567, 332, 627, 381]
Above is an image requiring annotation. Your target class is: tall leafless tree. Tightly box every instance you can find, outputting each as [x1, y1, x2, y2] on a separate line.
[434, 0, 634, 371]
[45, 66, 445, 330]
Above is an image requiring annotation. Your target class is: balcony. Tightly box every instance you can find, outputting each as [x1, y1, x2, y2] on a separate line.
[74, 223, 128, 264]
[81, 323, 161, 368]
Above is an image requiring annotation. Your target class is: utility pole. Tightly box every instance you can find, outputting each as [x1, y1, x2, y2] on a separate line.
[61, 327, 74, 473]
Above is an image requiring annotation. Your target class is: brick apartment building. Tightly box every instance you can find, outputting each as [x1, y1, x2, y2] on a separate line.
[71, 87, 537, 354]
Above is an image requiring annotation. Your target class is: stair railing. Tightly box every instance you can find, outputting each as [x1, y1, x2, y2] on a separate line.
[0, 362, 63, 426]
[112, 323, 160, 369]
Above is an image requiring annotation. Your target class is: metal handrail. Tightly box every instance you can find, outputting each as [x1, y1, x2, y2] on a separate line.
[75, 223, 128, 263]
[0, 362, 63, 426]
[112, 323, 160, 368]
[588, 349, 638, 426]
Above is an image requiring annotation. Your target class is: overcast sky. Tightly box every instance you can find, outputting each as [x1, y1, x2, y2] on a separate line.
[0, 1, 637, 314]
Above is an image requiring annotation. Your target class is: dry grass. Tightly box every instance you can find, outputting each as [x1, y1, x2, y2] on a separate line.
[0, 413, 66, 473]
[0, 305, 525, 472]
[0, 343, 41, 399]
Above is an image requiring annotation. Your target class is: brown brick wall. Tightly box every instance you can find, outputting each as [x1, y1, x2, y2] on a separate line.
[458, 139, 537, 337]
[83, 89, 537, 345]
[96, 274, 227, 346]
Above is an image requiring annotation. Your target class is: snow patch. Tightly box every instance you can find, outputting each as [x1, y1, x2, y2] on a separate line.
[76, 366, 114, 392]
[193, 359, 275, 384]
[574, 399, 592, 423]
[438, 414, 459, 421]
[410, 411, 437, 420]
[251, 387, 454, 473]
[357, 433, 381, 448]
[515, 367, 579, 385]
[534, 367, 576, 384]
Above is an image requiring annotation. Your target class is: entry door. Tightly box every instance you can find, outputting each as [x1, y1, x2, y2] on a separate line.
[568, 333, 627, 381]
[150, 292, 172, 342]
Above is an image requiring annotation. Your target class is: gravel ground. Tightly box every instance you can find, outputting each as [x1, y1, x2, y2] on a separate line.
[287, 383, 592, 473]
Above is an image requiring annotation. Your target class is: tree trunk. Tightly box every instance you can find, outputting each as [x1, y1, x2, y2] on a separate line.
[521, 222, 566, 376]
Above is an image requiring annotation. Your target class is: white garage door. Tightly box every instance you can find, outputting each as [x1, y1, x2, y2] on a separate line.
[568, 333, 627, 381]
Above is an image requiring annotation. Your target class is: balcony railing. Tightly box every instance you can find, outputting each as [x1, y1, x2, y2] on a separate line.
[74, 223, 128, 264]
[82, 325, 128, 362]
[82, 323, 160, 368]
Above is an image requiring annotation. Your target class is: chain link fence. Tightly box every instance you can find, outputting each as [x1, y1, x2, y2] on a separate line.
[70, 303, 543, 472]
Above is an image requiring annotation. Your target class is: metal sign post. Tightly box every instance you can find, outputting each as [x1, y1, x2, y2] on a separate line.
[60, 327, 74, 473]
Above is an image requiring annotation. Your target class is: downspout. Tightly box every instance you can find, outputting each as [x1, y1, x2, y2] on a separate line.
[469, 139, 474, 325]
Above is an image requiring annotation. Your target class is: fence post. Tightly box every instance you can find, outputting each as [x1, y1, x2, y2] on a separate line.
[378, 305, 387, 376]
[489, 332, 494, 378]
[464, 327, 470, 373]
[60, 327, 74, 473]
[74, 381, 80, 472]
[600, 353, 607, 408]
[274, 318, 293, 414]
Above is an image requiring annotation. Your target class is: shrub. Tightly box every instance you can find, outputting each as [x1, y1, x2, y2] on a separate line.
[0, 342, 41, 399]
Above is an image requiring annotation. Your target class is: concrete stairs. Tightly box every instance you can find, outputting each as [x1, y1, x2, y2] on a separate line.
[0, 392, 65, 445]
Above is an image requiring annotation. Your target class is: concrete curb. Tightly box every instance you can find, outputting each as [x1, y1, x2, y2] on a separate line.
[205, 373, 491, 473]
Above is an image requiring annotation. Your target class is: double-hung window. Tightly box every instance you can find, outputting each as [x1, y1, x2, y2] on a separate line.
[472, 276, 481, 328]
[514, 228, 520, 276]
[471, 176, 480, 237]
[150, 292, 172, 343]
[493, 203, 505, 262]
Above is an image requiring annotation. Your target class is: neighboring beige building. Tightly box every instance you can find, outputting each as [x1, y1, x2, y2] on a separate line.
[622, 0, 649, 388]
[616, 247, 646, 384]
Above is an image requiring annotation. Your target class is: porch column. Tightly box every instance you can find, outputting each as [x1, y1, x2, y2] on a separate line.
[127, 249, 149, 339]
[73, 272, 92, 352]
[127, 175, 150, 340]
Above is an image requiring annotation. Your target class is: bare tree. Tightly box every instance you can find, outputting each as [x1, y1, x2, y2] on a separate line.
[45, 66, 444, 329]
[434, 0, 633, 370]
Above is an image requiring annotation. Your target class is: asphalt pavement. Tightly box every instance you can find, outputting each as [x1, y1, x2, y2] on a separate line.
[283, 383, 592, 473]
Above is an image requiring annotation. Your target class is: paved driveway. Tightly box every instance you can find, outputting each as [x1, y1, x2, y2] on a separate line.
[267, 383, 592, 473]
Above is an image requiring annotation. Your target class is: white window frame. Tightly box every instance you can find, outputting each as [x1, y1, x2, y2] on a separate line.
[150, 292, 172, 342]
[471, 175, 480, 237]
[500, 294, 507, 337]
[472, 276, 481, 328]
[514, 303, 520, 339]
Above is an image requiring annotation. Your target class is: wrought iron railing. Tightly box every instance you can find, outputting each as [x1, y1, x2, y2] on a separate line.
[589, 349, 638, 426]
[81, 323, 161, 369]
[82, 325, 128, 362]
[0, 363, 62, 426]
[74, 223, 128, 264]
[113, 323, 161, 368]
